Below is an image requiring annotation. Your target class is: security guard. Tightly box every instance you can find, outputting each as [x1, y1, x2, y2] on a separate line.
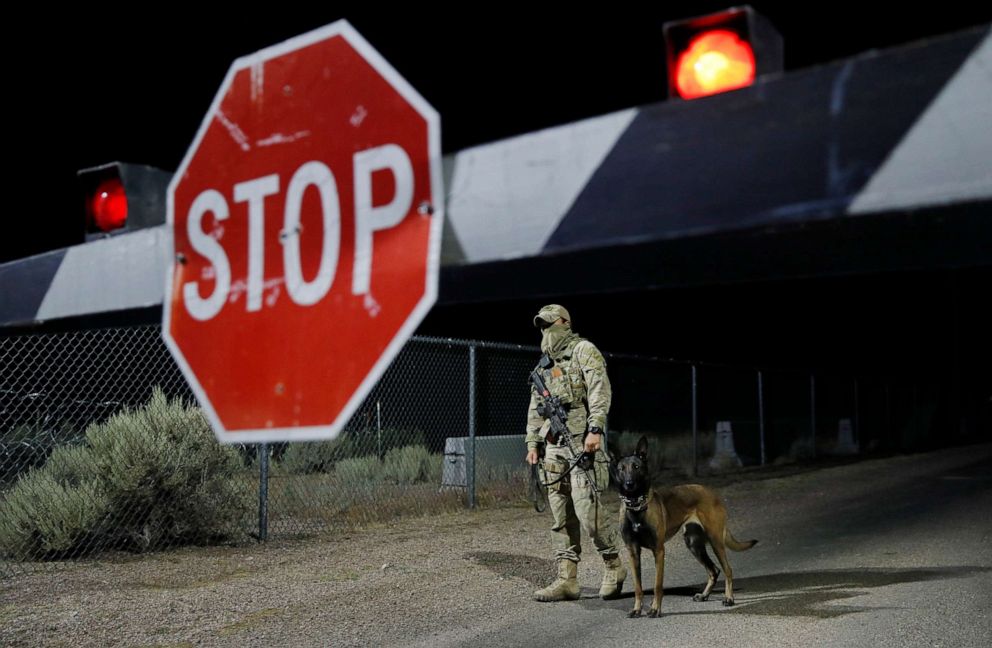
[526, 304, 626, 601]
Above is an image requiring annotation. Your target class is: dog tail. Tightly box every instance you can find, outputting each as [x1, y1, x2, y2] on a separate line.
[724, 527, 758, 552]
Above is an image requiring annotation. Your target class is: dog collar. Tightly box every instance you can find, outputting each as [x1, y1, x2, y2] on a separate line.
[621, 494, 648, 512]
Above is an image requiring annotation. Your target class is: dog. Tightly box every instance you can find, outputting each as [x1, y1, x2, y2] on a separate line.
[610, 435, 757, 617]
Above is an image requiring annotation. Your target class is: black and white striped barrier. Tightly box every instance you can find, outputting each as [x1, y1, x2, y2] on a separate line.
[3, 28, 989, 328]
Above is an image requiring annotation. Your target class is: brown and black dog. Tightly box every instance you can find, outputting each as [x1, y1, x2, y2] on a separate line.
[611, 436, 757, 617]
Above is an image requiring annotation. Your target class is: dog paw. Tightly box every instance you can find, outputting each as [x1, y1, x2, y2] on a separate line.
[722, 598, 735, 607]
[627, 609, 641, 618]
[692, 593, 709, 602]
[647, 608, 660, 618]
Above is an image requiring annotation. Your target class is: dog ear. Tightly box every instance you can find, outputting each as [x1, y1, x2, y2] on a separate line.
[636, 435, 649, 460]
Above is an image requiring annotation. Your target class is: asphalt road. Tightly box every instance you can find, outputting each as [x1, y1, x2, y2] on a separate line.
[4, 444, 991, 647]
[421, 444, 992, 648]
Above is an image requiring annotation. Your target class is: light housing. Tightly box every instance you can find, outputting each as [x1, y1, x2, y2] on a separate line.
[663, 5, 783, 100]
[78, 162, 171, 240]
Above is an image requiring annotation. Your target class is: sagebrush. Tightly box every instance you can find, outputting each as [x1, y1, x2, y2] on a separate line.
[278, 427, 426, 474]
[0, 389, 250, 561]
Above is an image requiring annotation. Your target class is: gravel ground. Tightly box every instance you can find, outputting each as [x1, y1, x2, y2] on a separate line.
[2, 444, 990, 647]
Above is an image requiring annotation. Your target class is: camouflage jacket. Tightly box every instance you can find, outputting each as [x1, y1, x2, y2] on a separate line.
[525, 337, 611, 450]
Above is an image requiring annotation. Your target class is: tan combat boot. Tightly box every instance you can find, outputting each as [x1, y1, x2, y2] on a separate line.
[533, 560, 580, 602]
[599, 554, 626, 599]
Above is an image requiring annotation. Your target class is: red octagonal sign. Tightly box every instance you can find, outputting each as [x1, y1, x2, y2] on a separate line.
[163, 22, 442, 443]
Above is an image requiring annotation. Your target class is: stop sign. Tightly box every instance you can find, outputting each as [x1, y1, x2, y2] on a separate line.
[163, 22, 442, 443]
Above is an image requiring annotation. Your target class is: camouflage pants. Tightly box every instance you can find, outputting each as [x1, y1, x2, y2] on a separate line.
[543, 439, 620, 563]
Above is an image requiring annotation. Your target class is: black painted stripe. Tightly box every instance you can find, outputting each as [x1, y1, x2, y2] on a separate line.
[0, 249, 67, 327]
[545, 28, 988, 253]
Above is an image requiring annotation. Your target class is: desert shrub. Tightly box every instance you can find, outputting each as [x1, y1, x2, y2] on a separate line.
[1, 419, 81, 486]
[424, 451, 443, 484]
[333, 455, 383, 483]
[279, 427, 427, 474]
[43, 443, 96, 485]
[279, 438, 347, 474]
[475, 457, 521, 485]
[346, 427, 425, 458]
[381, 445, 441, 484]
[0, 469, 107, 559]
[0, 389, 249, 560]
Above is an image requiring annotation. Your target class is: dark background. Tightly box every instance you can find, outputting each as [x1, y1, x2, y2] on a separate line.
[3, 4, 990, 417]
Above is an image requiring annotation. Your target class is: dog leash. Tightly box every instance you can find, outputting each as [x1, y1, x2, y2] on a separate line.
[537, 452, 590, 489]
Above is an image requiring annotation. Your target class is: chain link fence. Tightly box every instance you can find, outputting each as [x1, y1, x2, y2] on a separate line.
[1, 323, 960, 577]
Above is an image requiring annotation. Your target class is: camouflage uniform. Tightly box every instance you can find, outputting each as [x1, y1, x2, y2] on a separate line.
[527, 305, 625, 601]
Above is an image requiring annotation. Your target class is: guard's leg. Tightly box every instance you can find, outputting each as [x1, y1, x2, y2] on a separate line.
[570, 448, 621, 555]
[545, 451, 582, 564]
[533, 558, 579, 602]
[570, 449, 625, 598]
[533, 451, 582, 602]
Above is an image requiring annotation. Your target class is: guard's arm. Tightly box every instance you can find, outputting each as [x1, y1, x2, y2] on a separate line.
[584, 425, 602, 453]
[575, 341, 612, 431]
[525, 386, 545, 451]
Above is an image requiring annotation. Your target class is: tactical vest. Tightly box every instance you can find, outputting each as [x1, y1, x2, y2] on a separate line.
[537, 338, 589, 412]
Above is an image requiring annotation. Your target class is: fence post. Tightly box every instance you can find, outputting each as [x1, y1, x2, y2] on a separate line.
[912, 382, 919, 448]
[258, 442, 269, 542]
[810, 374, 816, 458]
[691, 364, 698, 478]
[377, 400, 383, 460]
[885, 381, 891, 446]
[854, 378, 860, 449]
[758, 370, 766, 466]
[468, 344, 477, 509]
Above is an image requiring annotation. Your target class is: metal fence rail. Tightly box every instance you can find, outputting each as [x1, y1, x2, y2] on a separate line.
[0, 323, 955, 577]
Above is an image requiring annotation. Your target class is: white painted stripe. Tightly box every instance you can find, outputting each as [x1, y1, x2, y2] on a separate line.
[444, 108, 638, 265]
[37, 227, 168, 321]
[848, 33, 992, 215]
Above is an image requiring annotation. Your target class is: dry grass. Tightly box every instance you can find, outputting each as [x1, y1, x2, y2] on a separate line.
[263, 467, 529, 534]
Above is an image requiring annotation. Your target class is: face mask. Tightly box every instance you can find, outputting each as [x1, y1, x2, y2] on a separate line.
[541, 322, 574, 356]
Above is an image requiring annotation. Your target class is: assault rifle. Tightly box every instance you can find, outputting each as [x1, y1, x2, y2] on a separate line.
[529, 354, 600, 493]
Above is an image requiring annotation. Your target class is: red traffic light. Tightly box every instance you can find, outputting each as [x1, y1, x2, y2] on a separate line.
[78, 162, 171, 240]
[88, 178, 128, 232]
[675, 30, 756, 99]
[664, 6, 782, 100]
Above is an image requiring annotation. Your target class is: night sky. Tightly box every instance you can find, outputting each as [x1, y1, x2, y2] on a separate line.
[5, 3, 990, 262]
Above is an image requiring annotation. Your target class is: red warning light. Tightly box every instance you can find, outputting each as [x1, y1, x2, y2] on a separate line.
[664, 6, 783, 101]
[675, 30, 756, 99]
[79, 162, 171, 240]
[89, 178, 128, 232]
